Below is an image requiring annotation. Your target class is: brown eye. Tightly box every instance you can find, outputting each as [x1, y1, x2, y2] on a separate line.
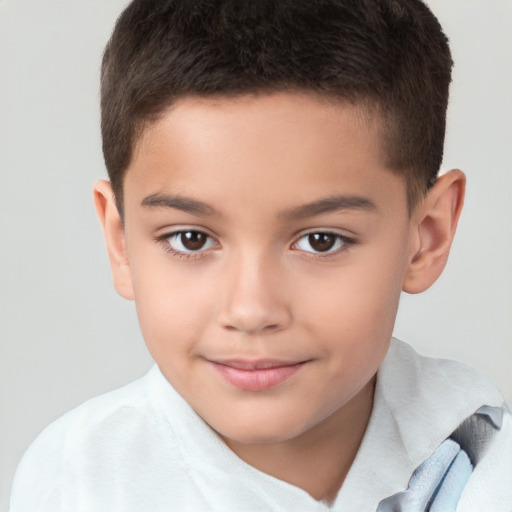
[165, 230, 216, 254]
[308, 233, 336, 252]
[294, 232, 347, 254]
[181, 231, 208, 251]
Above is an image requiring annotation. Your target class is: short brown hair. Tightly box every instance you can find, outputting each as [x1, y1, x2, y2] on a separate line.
[101, 0, 453, 214]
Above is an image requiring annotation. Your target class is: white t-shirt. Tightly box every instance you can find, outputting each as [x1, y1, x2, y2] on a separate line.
[9, 339, 512, 511]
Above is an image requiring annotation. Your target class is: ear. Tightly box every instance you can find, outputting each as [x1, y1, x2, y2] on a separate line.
[93, 180, 135, 300]
[402, 169, 466, 294]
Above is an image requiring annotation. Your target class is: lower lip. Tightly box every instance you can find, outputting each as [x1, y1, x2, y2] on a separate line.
[210, 362, 305, 391]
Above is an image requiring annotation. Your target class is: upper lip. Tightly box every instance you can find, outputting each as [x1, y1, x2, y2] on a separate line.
[208, 358, 309, 370]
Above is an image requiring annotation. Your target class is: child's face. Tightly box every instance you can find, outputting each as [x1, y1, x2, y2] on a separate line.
[118, 93, 416, 443]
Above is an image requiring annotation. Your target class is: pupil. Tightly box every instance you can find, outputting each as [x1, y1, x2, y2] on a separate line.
[309, 233, 335, 252]
[181, 231, 207, 251]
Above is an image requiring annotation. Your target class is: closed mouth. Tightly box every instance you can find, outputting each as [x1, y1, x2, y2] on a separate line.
[208, 359, 309, 391]
[211, 359, 308, 370]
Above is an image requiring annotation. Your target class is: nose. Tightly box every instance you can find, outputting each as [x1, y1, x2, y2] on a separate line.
[218, 252, 292, 335]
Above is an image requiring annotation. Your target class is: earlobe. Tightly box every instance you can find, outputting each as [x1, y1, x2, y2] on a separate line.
[402, 169, 465, 294]
[93, 180, 135, 301]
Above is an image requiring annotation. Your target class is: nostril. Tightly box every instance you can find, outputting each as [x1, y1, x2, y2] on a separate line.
[222, 324, 280, 334]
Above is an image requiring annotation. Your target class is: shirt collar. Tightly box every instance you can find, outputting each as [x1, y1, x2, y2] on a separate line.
[332, 338, 506, 511]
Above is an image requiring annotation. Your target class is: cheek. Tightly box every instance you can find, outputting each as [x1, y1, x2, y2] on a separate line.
[300, 265, 402, 333]
[299, 270, 400, 403]
[297, 244, 407, 361]
[131, 259, 217, 359]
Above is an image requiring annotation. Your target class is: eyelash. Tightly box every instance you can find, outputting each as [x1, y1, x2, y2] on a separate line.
[291, 231, 355, 258]
[155, 229, 355, 261]
[155, 230, 218, 261]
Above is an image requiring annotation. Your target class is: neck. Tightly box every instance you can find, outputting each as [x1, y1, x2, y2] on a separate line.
[222, 376, 376, 503]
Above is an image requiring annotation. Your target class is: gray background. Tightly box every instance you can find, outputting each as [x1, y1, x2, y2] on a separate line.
[1, 0, 511, 508]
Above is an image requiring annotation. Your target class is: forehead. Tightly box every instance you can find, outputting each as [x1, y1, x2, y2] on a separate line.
[124, 93, 407, 218]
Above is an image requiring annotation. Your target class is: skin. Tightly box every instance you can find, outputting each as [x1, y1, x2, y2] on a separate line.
[94, 93, 465, 502]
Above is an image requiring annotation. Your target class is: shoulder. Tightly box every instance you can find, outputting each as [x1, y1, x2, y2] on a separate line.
[9, 366, 179, 510]
[456, 410, 512, 511]
[25, 366, 160, 447]
[382, 338, 507, 412]
[385, 339, 512, 506]
[377, 338, 510, 464]
[371, 339, 512, 510]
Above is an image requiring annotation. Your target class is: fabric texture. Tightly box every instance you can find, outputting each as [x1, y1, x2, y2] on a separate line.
[8, 339, 512, 512]
[377, 439, 473, 512]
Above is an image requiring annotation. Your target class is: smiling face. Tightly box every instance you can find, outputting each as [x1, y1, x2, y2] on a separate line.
[101, 93, 417, 444]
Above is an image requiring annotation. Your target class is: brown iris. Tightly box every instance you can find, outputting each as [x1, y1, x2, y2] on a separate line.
[308, 233, 337, 252]
[180, 231, 208, 251]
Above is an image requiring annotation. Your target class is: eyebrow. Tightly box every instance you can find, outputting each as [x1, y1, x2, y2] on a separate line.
[278, 195, 377, 220]
[140, 192, 377, 220]
[141, 192, 221, 217]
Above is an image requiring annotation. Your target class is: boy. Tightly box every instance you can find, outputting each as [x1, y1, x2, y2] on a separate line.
[9, 0, 511, 510]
